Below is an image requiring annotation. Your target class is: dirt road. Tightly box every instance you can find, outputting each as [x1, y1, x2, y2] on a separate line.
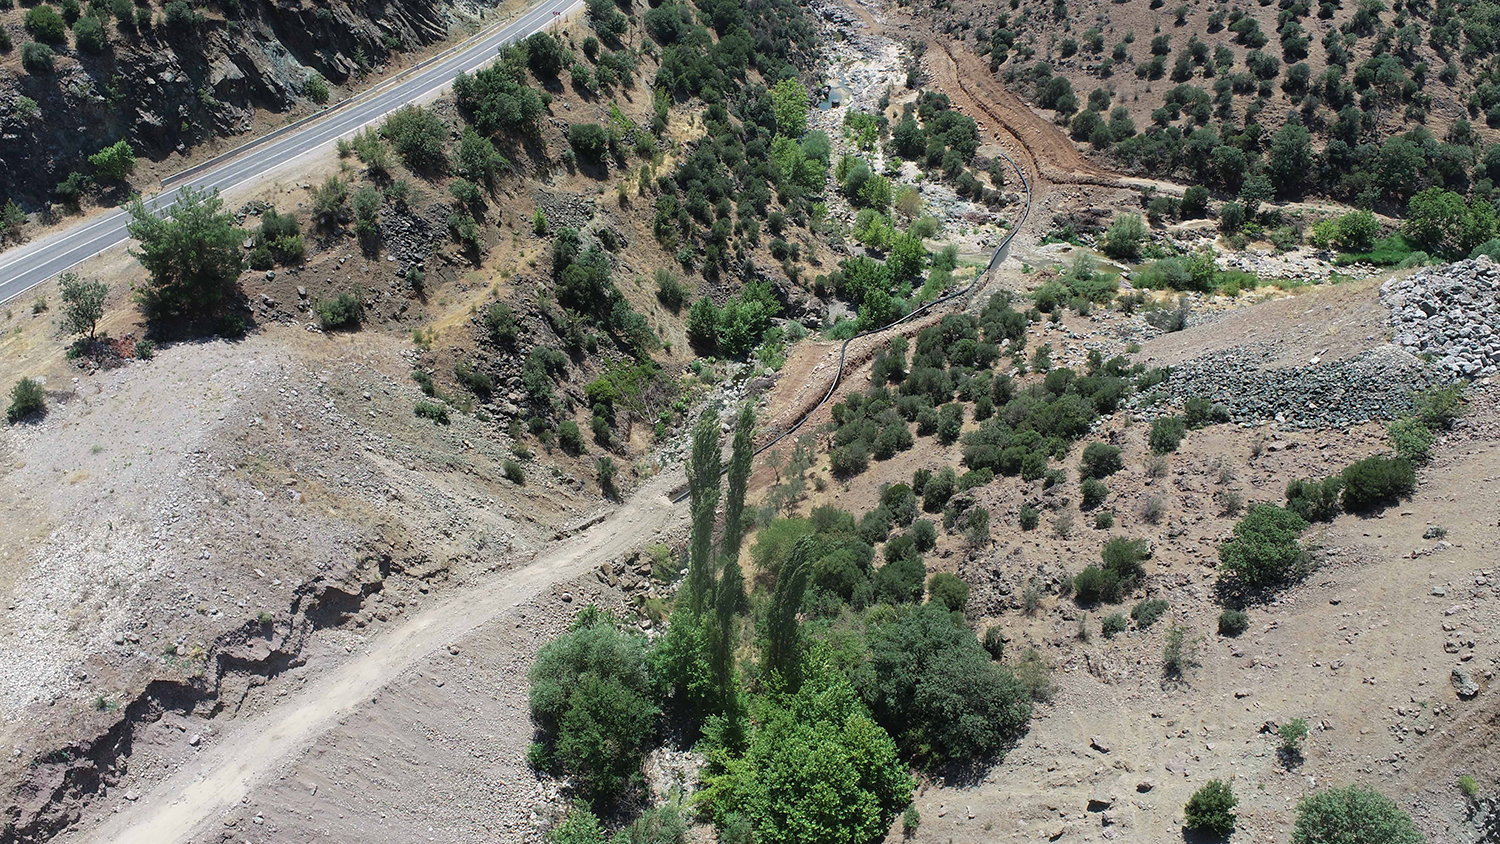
[69, 472, 688, 844]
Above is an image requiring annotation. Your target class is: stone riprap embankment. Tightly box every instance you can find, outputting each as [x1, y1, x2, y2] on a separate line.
[1133, 342, 1439, 428]
[1381, 256, 1500, 378]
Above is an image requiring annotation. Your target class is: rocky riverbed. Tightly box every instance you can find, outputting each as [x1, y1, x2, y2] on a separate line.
[1382, 256, 1500, 378]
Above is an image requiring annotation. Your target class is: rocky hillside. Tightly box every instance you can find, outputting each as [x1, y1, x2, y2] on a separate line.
[0, 0, 479, 209]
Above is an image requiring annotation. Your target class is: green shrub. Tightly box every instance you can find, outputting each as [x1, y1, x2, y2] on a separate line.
[1131, 598, 1169, 629]
[503, 459, 525, 484]
[1183, 396, 1229, 429]
[1218, 504, 1308, 591]
[454, 361, 492, 397]
[1184, 780, 1238, 837]
[568, 123, 609, 162]
[559, 420, 585, 455]
[1279, 717, 1308, 757]
[73, 14, 107, 53]
[414, 400, 449, 424]
[1101, 213, 1147, 260]
[909, 519, 937, 552]
[1387, 416, 1434, 462]
[1019, 504, 1040, 531]
[982, 626, 1005, 659]
[1292, 785, 1422, 844]
[1080, 477, 1109, 510]
[1285, 475, 1344, 522]
[24, 5, 66, 41]
[927, 572, 970, 612]
[1101, 536, 1148, 583]
[1094, 510, 1114, 529]
[316, 292, 362, 330]
[483, 301, 517, 345]
[1412, 385, 1463, 430]
[1149, 416, 1186, 453]
[1101, 612, 1128, 638]
[1073, 565, 1123, 604]
[1079, 442, 1123, 478]
[1217, 608, 1249, 636]
[21, 42, 56, 73]
[134, 339, 156, 360]
[6, 378, 45, 423]
[1340, 455, 1416, 512]
[655, 269, 688, 312]
[529, 609, 657, 801]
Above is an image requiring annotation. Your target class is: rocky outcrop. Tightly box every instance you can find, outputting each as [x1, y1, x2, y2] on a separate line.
[0, 0, 469, 206]
[1382, 256, 1500, 378]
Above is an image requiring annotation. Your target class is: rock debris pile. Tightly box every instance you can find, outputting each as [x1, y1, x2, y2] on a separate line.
[1136, 342, 1439, 428]
[1382, 256, 1500, 378]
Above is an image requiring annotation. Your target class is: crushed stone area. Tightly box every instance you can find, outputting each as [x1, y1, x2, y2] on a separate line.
[1383, 256, 1500, 378]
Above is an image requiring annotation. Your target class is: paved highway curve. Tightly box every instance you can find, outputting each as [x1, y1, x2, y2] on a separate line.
[0, 0, 581, 304]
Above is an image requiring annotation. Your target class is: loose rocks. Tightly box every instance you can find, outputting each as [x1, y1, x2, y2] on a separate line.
[1382, 256, 1500, 378]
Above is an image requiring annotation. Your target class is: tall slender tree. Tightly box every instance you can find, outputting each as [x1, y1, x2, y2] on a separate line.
[712, 551, 743, 703]
[764, 537, 814, 688]
[722, 403, 756, 558]
[686, 408, 722, 615]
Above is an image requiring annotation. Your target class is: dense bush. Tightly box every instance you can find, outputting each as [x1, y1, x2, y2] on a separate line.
[414, 400, 449, 424]
[1149, 416, 1186, 453]
[702, 669, 912, 844]
[568, 123, 610, 162]
[1130, 598, 1169, 629]
[1387, 416, 1434, 463]
[1079, 442, 1123, 479]
[857, 602, 1032, 761]
[24, 5, 66, 41]
[1184, 780, 1237, 837]
[1073, 565, 1122, 604]
[1101, 613, 1128, 638]
[1080, 477, 1108, 510]
[316, 293, 362, 330]
[7, 378, 45, 423]
[529, 610, 658, 801]
[381, 106, 448, 171]
[1340, 455, 1416, 512]
[559, 420, 585, 455]
[1292, 785, 1422, 844]
[1218, 505, 1309, 591]
[21, 42, 56, 73]
[1286, 475, 1344, 522]
[927, 572, 969, 612]
[453, 60, 546, 136]
[1217, 608, 1249, 636]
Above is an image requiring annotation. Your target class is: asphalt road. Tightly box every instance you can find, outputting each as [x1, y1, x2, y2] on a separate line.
[0, 0, 580, 305]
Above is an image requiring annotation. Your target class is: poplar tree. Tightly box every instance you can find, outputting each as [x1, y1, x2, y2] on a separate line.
[764, 537, 814, 688]
[722, 403, 755, 558]
[686, 408, 722, 615]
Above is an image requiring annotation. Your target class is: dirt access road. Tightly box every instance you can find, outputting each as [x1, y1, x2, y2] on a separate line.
[68, 472, 688, 844]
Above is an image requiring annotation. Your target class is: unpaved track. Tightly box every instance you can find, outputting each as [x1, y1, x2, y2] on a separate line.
[72, 472, 688, 844]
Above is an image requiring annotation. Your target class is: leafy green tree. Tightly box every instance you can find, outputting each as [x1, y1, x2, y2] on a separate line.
[88, 140, 135, 181]
[1267, 123, 1313, 198]
[525, 31, 567, 77]
[458, 127, 507, 187]
[453, 62, 546, 135]
[764, 537, 814, 685]
[547, 802, 607, 844]
[886, 231, 928, 283]
[702, 666, 912, 844]
[73, 14, 106, 53]
[1404, 187, 1468, 256]
[59, 273, 107, 343]
[927, 572, 969, 612]
[687, 297, 719, 350]
[1334, 210, 1380, 252]
[380, 105, 447, 171]
[770, 77, 810, 138]
[857, 602, 1031, 761]
[1079, 442, 1123, 478]
[126, 186, 243, 321]
[1292, 785, 1422, 844]
[1101, 213, 1147, 260]
[1218, 504, 1308, 591]
[1184, 779, 1238, 837]
[528, 609, 658, 801]
[568, 123, 610, 162]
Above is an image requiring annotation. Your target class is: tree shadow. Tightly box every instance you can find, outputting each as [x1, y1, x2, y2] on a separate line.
[1182, 827, 1230, 844]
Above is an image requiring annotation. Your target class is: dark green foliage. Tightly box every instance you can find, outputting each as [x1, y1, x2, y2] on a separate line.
[981, 626, 1005, 659]
[316, 293, 362, 330]
[1101, 613, 1127, 639]
[764, 537, 813, 684]
[252, 208, 303, 266]
[503, 459, 526, 485]
[1292, 785, 1422, 844]
[909, 519, 937, 552]
[126, 187, 243, 322]
[454, 61, 546, 135]
[414, 401, 449, 424]
[1340, 455, 1416, 511]
[655, 269, 688, 311]
[921, 467, 956, 511]
[353, 186, 381, 240]
[24, 5, 66, 40]
[857, 602, 1032, 761]
[1285, 475, 1344, 522]
[1019, 505, 1039, 531]
[927, 572, 969, 612]
[1080, 477, 1108, 510]
[483, 301, 517, 345]
[569, 123, 610, 162]
[1073, 566, 1123, 604]
[723, 404, 755, 557]
[685, 409, 721, 616]
[7, 378, 45, 423]
[1149, 416, 1186, 453]
[686, 297, 718, 349]
[1413, 385, 1463, 430]
[1130, 598, 1169, 629]
[381, 105, 447, 171]
[524, 31, 567, 77]
[454, 361, 492, 396]
[874, 553, 925, 605]
[560, 420, 585, 455]
[1218, 608, 1249, 636]
[703, 669, 912, 844]
[73, 13, 106, 52]
[1218, 505, 1309, 591]
[1184, 779, 1238, 837]
[529, 610, 657, 801]
[21, 41, 55, 73]
[1183, 396, 1229, 429]
[1079, 442, 1123, 479]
